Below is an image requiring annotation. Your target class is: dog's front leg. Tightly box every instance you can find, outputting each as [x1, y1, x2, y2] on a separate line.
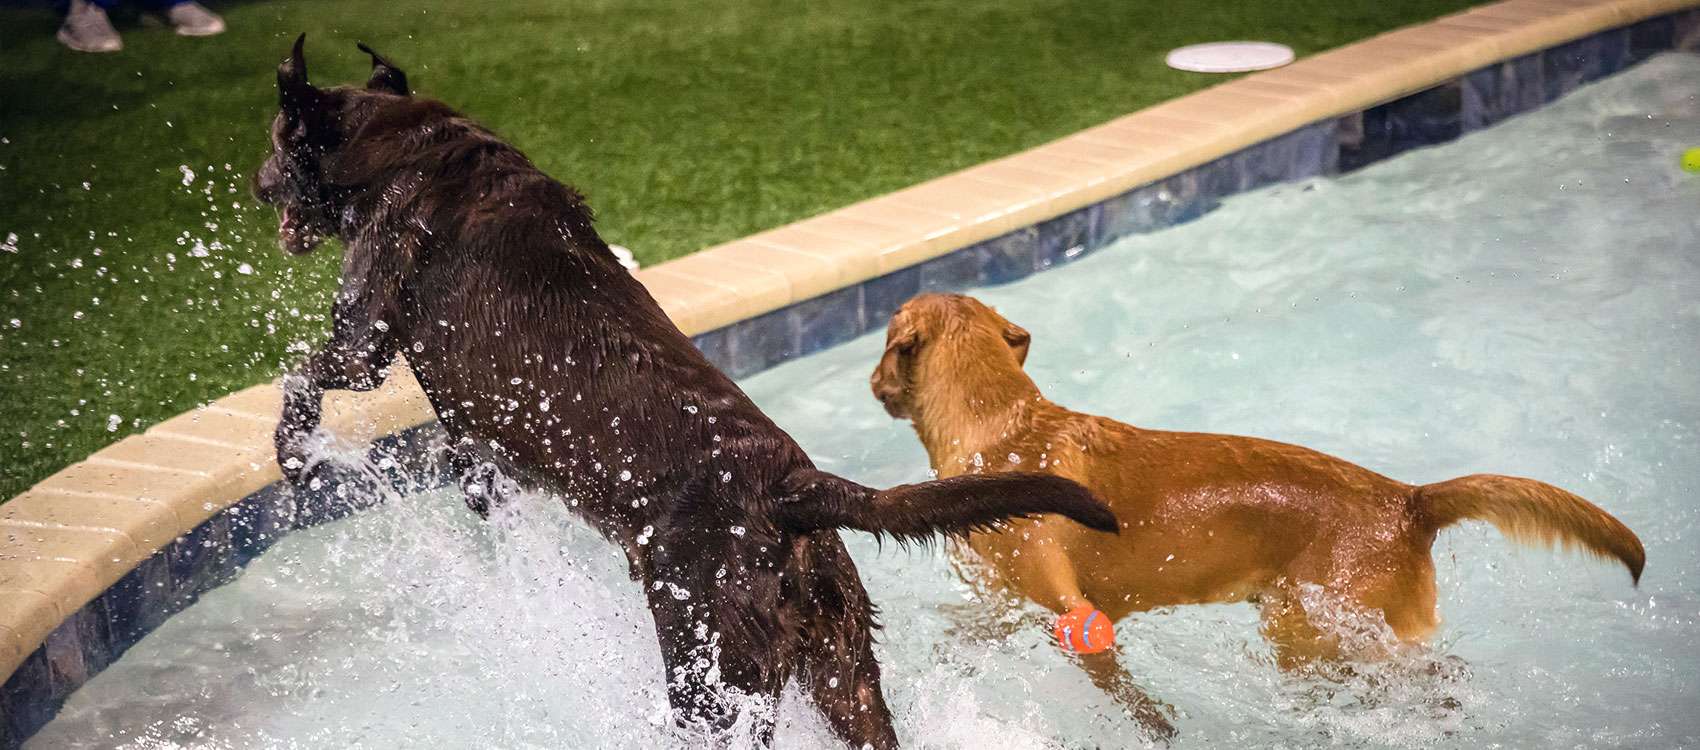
[276, 285, 399, 483]
[1004, 540, 1177, 740]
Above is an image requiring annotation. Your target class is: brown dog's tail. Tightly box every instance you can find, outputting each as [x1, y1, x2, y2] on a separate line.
[775, 469, 1118, 544]
[1416, 474, 1644, 584]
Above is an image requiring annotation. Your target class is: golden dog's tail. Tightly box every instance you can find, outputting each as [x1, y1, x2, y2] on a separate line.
[1416, 474, 1644, 584]
[775, 468, 1118, 544]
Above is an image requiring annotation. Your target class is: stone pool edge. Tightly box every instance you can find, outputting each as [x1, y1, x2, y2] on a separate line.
[3, 0, 1697, 743]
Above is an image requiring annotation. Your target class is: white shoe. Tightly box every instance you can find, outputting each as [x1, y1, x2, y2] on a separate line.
[167, 1, 226, 37]
[56, 0, 122, 53]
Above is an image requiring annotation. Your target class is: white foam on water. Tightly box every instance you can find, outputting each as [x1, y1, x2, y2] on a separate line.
[33, 53, 1700, 748]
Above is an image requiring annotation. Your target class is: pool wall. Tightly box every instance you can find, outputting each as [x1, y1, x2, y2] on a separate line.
[3, 0, 1697, 744]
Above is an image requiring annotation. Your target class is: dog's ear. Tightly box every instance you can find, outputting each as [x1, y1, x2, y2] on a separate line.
[871, 323, 919, 417]
[1002, 322, 1031, 367]
[277, 33, 323, 117]
[357, 42, 410, 96]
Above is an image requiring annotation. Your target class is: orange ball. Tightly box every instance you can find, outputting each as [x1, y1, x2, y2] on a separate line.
[1054, 604, 1114, 654]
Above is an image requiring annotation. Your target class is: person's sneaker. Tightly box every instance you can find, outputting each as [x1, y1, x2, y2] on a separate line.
[56, 0, 123, 53]
[166, 2, 225, 37]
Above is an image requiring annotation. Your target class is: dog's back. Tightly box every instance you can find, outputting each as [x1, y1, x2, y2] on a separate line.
[874, 293, 1642, 657]
[262, 42, 1119, 747]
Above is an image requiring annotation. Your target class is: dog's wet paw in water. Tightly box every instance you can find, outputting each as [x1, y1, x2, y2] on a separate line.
[274, 421, 316, 485]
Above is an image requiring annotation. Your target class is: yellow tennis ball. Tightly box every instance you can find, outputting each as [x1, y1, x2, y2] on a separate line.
[1683, 147, 1700, 173]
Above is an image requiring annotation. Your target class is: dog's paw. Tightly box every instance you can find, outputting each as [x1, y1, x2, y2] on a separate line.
[274, 424, 318, 485]
[1130, 701, 1178, 744]
[456, 458, 517, 519]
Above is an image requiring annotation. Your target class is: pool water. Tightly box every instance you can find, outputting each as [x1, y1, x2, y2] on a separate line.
[33, 53, 1700, 748]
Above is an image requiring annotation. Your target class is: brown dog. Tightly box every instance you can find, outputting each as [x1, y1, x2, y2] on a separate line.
[255, 39, 1118, 749]
[871, 292, 1645, 729]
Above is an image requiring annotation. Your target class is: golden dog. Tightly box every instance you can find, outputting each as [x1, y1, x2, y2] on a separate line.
[870, 293, 1644, 730]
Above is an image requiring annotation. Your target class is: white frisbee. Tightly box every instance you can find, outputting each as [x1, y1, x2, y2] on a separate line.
[1165, 41, 1295, 73]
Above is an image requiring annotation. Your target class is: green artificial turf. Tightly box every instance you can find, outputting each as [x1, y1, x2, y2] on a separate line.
[0, 0, 1480, 498]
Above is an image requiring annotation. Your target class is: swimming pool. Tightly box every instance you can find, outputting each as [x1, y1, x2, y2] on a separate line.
[31, 52, 1700, 748]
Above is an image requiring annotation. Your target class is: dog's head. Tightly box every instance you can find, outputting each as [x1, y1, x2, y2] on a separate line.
[253, 35, 414, 255]
[870, 293, 1030, 420]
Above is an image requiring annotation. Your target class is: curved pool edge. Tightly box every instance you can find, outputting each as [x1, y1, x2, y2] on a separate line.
[2, 0, 1696, 744]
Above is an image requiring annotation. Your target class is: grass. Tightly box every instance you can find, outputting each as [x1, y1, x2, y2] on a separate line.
[0, 0, 1480, 499]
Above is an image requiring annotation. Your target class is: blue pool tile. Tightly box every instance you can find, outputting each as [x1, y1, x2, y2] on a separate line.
[1627, 15, 1675, 63]
[167, 513, 236, 608]
[1190, 152, 1246, 202]
[298, 470, 387, 529]
[724, 309, 792, 379]
[226, 485, 295, 568]
[975, 227, 1041, 285]
[1543, 36, 1610, 101]
[691, 327, 736, 373]
[1036, 204, 1101, 270]
[861, 266, 920, 330]
[1462, 53, 1546, 132]
[1592, 28, 1632, 79]
[1229, 123, 1340, 194]
[42, 605, 111, 695]
[2, 649, 53, 741]
[101, 553, 172, 652]
[68, 603, 113, 677]
[1297, 121, 1342, 178]
[1097, 169, 1214, 244]
[791, 285, 864, 356]
[1094, 184, 1151, 243]
[916, 244, 984, 293]
[1338, 79, 1462, 172]
[0, 706, 16, 750]
[1156, 168, 1216, 227]
[1680, 9, 1700, 52]
[41, 623, 85, 699]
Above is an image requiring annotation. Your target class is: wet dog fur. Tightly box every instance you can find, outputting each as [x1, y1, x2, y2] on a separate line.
[255, 39, 1118, 748]
[871, 293, 1645, 728]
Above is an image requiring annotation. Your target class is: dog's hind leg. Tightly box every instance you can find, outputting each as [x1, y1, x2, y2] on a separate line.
[1257, 586, 1344, 668]
[796, 542, 900, 750]
[643, 532, 787, 745]
[800, 623, 898, 750]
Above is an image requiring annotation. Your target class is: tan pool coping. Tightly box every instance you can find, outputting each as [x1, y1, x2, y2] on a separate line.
[3, 0, 1695, 682]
